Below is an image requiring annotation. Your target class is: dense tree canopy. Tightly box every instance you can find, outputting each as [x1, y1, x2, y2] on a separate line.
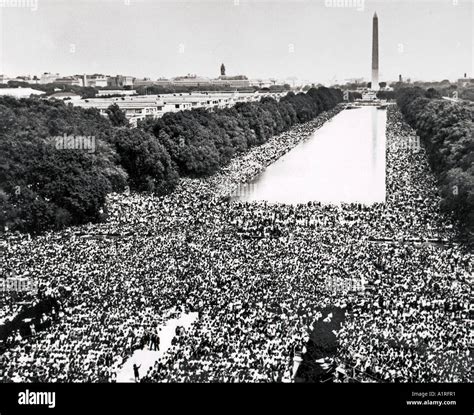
[396, 87, 474, 241]
[110, 128, 179, 193]
[106, 104, 130, 127]
[0, 97, 128, 233]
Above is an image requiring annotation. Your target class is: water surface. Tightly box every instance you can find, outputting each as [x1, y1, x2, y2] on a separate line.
[232, 106, 386, 204]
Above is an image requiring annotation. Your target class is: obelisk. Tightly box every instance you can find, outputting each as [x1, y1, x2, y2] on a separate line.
[371, 12, 379, 91]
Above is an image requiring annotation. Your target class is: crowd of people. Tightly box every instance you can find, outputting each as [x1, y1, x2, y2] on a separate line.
[0, 105, 471, 383]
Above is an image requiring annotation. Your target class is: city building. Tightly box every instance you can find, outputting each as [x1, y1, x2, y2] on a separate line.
[214, 64, 251, 88]
[212, 75, 250, 88]
[361, 90, 378, 101]
[155, 78, 172, 87]
[14, 75, 39, 84]
[74, 96, 165, 127]
[457, 75, 473, 87]
[97, 89, 137, 97]
[72, 91, 288, 127]
[0, 75, 11, 84]
[55, 76, 82, 87]
[172, 74, 211, 87]
[161, 93, 233, 111]
[39, 73, 60, 84]
[249, 79, 275, 89]
[134, 78, 156, 88]
[82, 74, 109, 88]
[107, 75, 135, 88]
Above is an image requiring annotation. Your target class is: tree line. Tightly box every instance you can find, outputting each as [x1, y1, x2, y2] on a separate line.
[0, 87, 342, 233]
[140, 87, 342, 177]
[396, 87, 474, 242]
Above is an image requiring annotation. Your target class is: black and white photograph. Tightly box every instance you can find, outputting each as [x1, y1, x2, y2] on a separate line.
[0, 0, 472, 412]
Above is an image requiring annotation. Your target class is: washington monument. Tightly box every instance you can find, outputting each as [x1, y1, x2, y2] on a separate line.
[371, 12, 379, 91]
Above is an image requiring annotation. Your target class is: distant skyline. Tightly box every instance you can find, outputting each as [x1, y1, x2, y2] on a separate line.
[0, 0, 472, 84]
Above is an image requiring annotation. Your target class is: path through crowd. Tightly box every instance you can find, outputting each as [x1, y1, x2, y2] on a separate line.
[116, 312, 198, 382]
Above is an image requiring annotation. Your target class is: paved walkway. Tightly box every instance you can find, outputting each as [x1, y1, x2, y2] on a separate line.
[116, 312, 198, 382]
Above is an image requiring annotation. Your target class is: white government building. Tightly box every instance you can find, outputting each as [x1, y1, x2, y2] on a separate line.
[72, 91, 289, 127]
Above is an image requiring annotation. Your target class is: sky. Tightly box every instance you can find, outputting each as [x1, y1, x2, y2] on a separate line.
[0, 0, 472, 84]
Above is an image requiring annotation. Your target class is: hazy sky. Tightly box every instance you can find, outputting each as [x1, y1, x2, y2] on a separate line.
[0, 0, 472, 84]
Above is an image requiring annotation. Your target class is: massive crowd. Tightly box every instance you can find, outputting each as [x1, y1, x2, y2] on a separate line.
[0, 105, 471, 383]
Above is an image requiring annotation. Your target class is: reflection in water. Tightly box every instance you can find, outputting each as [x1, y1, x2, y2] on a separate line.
[231, 107, 386, 205]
